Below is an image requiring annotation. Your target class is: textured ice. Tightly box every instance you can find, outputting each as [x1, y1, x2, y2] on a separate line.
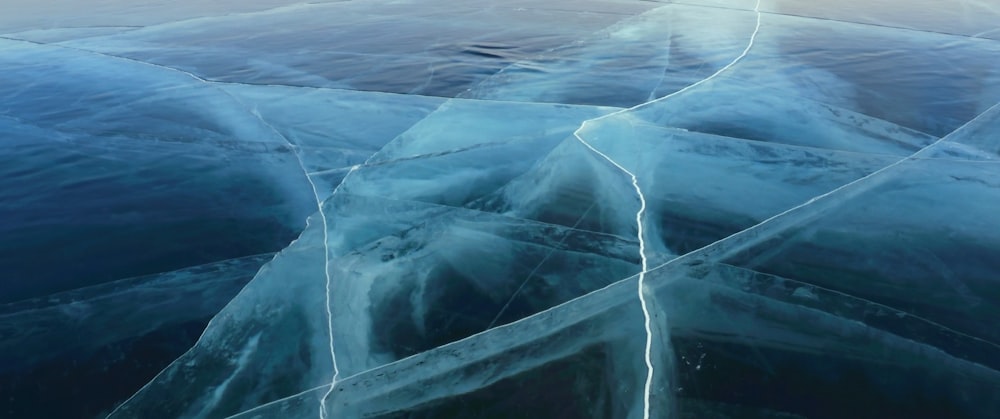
[0, 40, 316, 300]
[0, 254, 272, 373]
[50, 0, 658, 96]
[460, 5, 759, 106]
[3, 0, 1000, 418]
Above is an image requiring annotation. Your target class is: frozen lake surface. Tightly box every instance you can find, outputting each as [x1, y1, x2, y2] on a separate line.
[2, 0, 1000, 418]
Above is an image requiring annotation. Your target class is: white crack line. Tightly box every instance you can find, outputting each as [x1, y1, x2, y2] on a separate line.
[571, 2, 761, 418]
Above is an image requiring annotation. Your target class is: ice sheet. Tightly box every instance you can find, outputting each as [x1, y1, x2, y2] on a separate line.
[4, 1, 999, 418]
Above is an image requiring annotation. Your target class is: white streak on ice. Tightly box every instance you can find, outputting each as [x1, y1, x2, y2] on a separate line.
[486, 203, 597, 330]
[571, 127, 656, 418]
[317, 164, 360, 419]
[571, 2, 761, 418]
[46, 36, 361, 419]
[202, 333, 261, 416]
[647, 100, 1000, 275]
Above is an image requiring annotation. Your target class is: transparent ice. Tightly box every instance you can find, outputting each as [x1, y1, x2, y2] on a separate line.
[2, 0, 1000, 418]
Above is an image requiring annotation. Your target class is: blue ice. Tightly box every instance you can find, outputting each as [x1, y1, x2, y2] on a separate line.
[1, 1, 999, 418]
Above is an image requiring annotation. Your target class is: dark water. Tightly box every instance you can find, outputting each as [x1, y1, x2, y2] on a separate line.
[1, 0, 999, 418]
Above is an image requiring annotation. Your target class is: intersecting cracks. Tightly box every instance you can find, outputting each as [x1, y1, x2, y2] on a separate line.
[0, 35, 358, 419]
[570, 1, 762, 417]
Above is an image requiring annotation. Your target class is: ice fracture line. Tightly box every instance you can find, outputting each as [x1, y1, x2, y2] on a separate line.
[240, 109, 358, 419]
[317, 164, 362, 419]
[487, 202, 597, 330]
[571, 2, 761, 418]
[64, 35, 358, 419]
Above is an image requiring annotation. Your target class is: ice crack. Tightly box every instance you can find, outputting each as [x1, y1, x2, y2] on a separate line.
[570, 2, 761, 418]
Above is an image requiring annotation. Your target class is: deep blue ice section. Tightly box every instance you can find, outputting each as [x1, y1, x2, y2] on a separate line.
[0, 38, 316, 301]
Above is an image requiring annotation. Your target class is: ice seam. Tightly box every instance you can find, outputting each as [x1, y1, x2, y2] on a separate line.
[570, 2, 761, 418]
[316, 164, 360, 419]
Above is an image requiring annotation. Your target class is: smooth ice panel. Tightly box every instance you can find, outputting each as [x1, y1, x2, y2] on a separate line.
[576, 116, 901, 257]
[626, 76, 937, 155]
[762, 0, 1000, 40]
[0, 253, 272, 373]
[0, 0, 318, 33]
[462, 4, 760, 107]
[13, 1, 999, 418]
[222, 251, 1000, 419]
[928, 102, 1000, 160]
[470, 137, 645, 241]
[639, 102, 1000, 346]
[677, 0, 1000, 39]
[646, 261, 1000, 418]
[722, 158, 1000, 343]
[110, 195, 644, 417]
[221, 84, 445, 176]
[107, 214, 334, 419]
[716, 10, 1000, 135]
[368, 99, 616, 161]
[0, 39, 289, 148]
[339, 100, 617, 209]
[229, 273, 659, 419]
[0, 254, 271, 419]
[321, 194, 640, 376]
[56, 0, 655, 95]
[0, 40, 315, 298]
